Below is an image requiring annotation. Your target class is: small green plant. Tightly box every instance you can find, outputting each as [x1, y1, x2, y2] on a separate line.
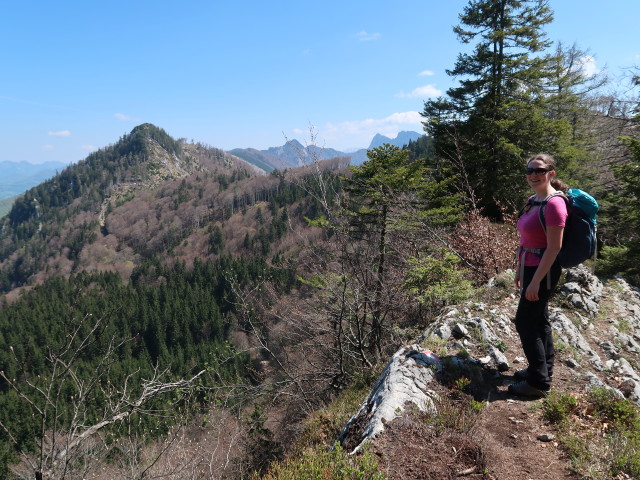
[559, 434, 594, 473]
[492, 270, 515, 290]
[617, 318, 631, 333]
[552, 334, 568, 355]
[552, 387, 640, 478]
[542, 391, 578, 424]
[427, 394, 479, 435]
[457, 347, 470, 360]
[495, 339, 507, 352]
[403, 251, 477, 308]
[421, 334, 448, 356]
[469, 400, 486, 413]
[295, 380, 372, 452]
[453, 377, 471, 391]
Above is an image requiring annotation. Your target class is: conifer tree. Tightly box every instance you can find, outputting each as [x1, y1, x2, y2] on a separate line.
[422, 0, 574, 216]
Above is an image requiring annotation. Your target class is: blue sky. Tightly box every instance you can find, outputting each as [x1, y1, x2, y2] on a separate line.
[1, 1, 638, 165]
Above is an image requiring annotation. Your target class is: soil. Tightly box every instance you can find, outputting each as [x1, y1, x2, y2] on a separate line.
[369, 365, 582, 480]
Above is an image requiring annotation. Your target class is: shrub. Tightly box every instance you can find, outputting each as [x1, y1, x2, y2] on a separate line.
[255, 443, 386, 480]
[403, 251, 476, 308]
[543, 391, 578, 424]
[588, 387, 640, 430]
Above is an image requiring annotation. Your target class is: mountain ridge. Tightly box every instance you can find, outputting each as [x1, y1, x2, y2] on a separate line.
[0, 123, 262, 293]
[229, 130, 424, 172]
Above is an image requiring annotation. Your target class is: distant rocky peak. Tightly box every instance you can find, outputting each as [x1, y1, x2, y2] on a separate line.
[368, 131, 422, 149]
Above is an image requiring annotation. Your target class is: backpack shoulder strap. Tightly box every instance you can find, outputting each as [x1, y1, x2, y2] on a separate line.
[537, 191, 569, 233]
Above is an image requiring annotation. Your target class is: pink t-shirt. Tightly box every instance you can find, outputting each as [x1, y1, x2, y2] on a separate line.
[517, 195, 568, 266]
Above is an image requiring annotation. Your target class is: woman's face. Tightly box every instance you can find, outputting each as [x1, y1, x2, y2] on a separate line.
[526, 159, 554, 191]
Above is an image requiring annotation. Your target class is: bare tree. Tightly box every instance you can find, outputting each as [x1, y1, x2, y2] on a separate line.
[0, 312, 204, 480]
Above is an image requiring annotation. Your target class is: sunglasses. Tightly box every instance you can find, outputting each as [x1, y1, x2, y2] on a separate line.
[524, 167, 552, 175]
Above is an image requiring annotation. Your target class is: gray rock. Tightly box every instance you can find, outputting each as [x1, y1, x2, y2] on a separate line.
[565, 358, 580, 369]
[551, 310, 603, 370]
[434, 324, 452, 340]
[489, 345, 510, 372]
[452, 323, 469, 339]
[560, 265, 603, 316]
[336, 344, 440, 453]
[600, 341, 619, 359]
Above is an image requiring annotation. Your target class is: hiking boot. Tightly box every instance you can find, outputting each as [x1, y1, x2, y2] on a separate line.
[513, 368, 552, 382]
[514, 368, 528, 380]
[508, 380, 549, 398]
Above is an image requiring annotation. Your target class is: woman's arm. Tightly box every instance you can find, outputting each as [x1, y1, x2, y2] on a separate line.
[524, 224, 563, 301]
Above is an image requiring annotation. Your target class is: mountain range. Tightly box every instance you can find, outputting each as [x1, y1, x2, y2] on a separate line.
[0, 132, 423, 210]
[229, 130, 423, 172]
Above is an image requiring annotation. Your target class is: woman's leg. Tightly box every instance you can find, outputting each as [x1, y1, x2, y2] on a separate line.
[514, 263, 561, 390]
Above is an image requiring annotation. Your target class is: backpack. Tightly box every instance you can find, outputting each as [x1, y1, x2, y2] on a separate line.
[530, 188, 599, 268]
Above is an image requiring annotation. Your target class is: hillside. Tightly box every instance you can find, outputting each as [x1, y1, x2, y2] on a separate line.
[0, 120, 638, 479]
[0, 123, 352, 477]
[0, 123, 336, 296]
[334, 265, 640, 479]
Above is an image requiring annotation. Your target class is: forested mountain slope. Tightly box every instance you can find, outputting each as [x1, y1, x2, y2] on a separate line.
[0, 123, 346, 298]
[0, 123, 352, 477]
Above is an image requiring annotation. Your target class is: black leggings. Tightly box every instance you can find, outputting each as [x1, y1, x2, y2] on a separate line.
[514, 262, 561, 390]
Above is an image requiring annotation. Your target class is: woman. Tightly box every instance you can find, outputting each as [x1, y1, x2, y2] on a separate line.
[510, 153, 568, 397]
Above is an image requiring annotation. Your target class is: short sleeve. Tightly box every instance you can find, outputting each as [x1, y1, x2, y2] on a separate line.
[545, 195, 568, 227]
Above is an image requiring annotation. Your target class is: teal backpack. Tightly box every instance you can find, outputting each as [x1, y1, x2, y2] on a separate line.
[531, 189, 599, 268]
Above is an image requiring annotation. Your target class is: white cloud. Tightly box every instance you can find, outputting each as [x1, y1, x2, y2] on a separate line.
[81, 144, 96, 151]
[115, 113, 141, 122]
[311, 111, 424, 150]
[419, 70, 435, 76]
[356, 30, 381, 42]
[396, 84, 442, 99]
[48, 130, 71, 137]
[42, 144, 55, 151]
[575, 55, 599, 77]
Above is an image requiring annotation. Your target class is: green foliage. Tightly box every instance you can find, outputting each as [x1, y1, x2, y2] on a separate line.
[426, 395, 478, 435]
[596, 245, 632, 278]
[588, 387, 640, 430]
[403, 251, 476, 308]
[603, 137, 640, 284]
[547, 386, 640, 478]
[255, 443, 386, 480]
[295, 379, 373, 452]
[0, 254, 292, 473]
[542, 391, 578, 424]
[422, 0, 596, 217]
[245, 404, 284, 475]
[588, 387, 640, 478]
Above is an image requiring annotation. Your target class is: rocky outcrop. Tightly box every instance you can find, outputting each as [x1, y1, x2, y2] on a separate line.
[338, 266, 640, 451]
[336, 345, 441, 453]
[560, 265, 604, 316]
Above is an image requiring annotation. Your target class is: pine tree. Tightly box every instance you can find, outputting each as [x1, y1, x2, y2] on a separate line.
[422, 0, 572, 216]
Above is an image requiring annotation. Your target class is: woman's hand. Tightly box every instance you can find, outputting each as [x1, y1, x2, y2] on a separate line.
[525, 278, 541, 301]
